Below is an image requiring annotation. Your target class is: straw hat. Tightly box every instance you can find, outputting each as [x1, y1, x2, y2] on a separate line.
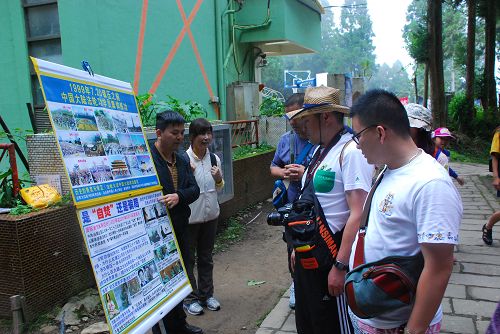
[287, 86, 349, 120]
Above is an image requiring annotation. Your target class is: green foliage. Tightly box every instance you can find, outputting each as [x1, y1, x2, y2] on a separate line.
[0, 169, 32, 208]
[448, 92, 470, 131]
[136, 93, 207, 127]
[448, 93, 497, 140]
[367, 61, 413, 98]
[259, 97, 284, 117]
[232, 144, 275, 161]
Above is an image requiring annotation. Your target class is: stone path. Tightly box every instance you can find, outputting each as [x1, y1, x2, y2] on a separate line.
[257, 162, 500, 334]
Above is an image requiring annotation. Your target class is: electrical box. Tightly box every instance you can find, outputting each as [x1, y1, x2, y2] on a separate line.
[226, 82, 260, 121]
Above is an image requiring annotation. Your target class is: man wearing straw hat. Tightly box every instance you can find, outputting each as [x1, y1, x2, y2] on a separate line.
[288, 85, 373, 334]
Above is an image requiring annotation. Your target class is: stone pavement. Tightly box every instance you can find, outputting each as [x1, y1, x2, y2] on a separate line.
[256, 162, 500, 334]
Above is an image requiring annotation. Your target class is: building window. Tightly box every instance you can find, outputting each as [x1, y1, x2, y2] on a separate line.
[23, 0, 62, 130]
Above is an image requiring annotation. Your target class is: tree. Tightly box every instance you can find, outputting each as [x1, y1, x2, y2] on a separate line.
[403, 0, 429, 105]
[428, 0, 446, 126]
[479, 0, 498, 114]
[366, 61, 413, 99]
[464, 0, 477, 130]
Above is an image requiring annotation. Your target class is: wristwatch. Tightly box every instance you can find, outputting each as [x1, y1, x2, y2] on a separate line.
[333, 259, 349, 271]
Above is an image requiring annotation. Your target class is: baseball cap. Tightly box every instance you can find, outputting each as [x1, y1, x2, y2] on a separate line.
[405, 103, 432, 131]
[432, 127, 455, 139]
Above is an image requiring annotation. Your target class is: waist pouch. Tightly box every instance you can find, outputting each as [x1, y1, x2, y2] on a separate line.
[285, 214, 343, 271]
[345, 252, 424, 319]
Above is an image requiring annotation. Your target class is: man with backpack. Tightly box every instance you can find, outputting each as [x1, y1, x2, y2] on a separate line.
[270, 93, 315, 309]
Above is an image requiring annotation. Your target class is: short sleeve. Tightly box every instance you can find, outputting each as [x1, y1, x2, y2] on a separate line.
[341, 142, 373, 193]
[414, 179, 462, 244]
[491, 131, 500, 155]
[271, 134, 289, 168]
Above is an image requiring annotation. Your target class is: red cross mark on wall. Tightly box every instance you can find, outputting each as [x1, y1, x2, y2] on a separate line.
[133, 0, 220, 118]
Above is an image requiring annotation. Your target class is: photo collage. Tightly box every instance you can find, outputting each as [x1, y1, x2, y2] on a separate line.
[50, 102, 154, 188]
[139, 202, 183, 290]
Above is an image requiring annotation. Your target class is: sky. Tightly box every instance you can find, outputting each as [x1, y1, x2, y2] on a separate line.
[326, 0, 413, 69]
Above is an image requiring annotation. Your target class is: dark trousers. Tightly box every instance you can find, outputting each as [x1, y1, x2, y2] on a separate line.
[294, 261, 353, 334]
[152, 222, 189, 333]
[185, 219, 218, 302]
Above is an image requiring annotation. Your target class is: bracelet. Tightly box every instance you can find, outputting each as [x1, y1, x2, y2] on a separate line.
[215, 179, 224, 187]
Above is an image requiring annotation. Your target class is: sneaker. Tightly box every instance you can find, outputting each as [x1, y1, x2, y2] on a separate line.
[482, 224, 493, 245]
[289, 282, 295, 309]
[202, 297, 221, 311]
[183, 301, 204, 315]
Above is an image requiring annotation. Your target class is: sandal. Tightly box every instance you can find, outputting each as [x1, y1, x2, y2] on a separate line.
[482, 224, 493, 245]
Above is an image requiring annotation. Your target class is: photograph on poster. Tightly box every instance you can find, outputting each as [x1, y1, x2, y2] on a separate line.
[58, 130, 84, 157]
[154, 245, 168, 261]
[167, 239, 177, 255]
[88, 157, 114, 182]
[51, 106, 76, 130]
[105, 291, 120, 319]
[94, 109, 115, 132]
[127, 276, 141, 297]
[112, 113, 129, 133]
[74, 106, 99, 131]
[159, 223, 171, 239]
[116, 133, 135, 155]
[79, 131, 105, 157]
[107, 155, 131, 179]
[155, 202, 168, 218]
[130, 134, 147, 154]
[147, 226, 161, 244]
[66, 157, 95, 186]
[142, 204, 157, 222]
[136, 155, 154, 175]
[124, 155, 142, 176]
[126, 113, 142, 133]
[113, 282, 132, 311]
[101, 131, 121, 155]
[144, 260, 159, 282]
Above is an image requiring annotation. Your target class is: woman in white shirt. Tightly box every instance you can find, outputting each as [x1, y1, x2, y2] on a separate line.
[183, 118, 224, 316]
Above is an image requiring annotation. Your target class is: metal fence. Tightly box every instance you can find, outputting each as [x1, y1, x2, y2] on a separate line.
[224, 120, 260, 148]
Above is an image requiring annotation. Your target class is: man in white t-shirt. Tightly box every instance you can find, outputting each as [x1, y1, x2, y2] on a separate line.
[288, 86, 373, 334]
[349, 89, 462, 334]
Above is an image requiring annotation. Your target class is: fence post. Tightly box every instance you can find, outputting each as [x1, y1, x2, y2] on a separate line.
[11, 295, 25, 334]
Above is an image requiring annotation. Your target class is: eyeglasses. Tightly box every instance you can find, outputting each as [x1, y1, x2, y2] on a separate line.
[352, 125, 377, 145]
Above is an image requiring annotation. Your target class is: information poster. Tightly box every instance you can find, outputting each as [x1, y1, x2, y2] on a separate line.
[79, 191, 190, 333]
[32, 58, 160, 207]
[32, 58, 191, 334]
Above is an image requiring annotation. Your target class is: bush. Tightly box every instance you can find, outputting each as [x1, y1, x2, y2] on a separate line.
[259, 97, 284, 117]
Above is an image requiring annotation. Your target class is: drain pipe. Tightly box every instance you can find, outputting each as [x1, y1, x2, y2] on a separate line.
[215, 0, 226, 120]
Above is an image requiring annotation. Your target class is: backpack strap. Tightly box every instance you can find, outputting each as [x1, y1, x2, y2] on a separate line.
[295, 142, 313, 165]
[290, 131, 295, 164]
[339, 139, 353, 171]
[210, 152, 217, 167]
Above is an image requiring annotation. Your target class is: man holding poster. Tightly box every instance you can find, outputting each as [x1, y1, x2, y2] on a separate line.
[150, 110, 202, 334]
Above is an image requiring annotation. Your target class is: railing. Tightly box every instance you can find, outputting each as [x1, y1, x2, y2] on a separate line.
[0, 143, 20, 198]
[224, 120, 259, 148]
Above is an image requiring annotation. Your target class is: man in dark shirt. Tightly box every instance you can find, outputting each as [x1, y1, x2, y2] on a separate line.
[150, 110, 202, 334]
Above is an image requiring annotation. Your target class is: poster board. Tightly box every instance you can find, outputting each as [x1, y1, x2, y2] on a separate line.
[31, 58, 161, 209]
[31, 58, 191, 334]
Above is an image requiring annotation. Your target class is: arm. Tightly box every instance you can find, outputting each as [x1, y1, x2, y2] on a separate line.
[449, 167, 465, 186]
[406, 243, 454, 333]
[327, 188, 367, 296]
[492, 153, 500, 190]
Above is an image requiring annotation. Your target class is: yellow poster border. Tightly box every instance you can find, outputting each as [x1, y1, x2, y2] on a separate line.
[31, 57, 163, 210]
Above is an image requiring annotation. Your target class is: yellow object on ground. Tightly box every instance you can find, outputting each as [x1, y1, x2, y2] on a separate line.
[20, 184, 62, 208]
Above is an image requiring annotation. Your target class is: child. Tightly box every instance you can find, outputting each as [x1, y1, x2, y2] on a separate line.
[432, 127, 465, 185]
[482, 126, 500, 245]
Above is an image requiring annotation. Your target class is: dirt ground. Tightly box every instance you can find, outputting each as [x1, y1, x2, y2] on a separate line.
[8, 200, 290, 334]
[187, 200, 291, 334]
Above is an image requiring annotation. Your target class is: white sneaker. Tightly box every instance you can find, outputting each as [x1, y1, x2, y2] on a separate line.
[203, 296, 221, 311]
[183, 301, 204, 315]
[289, 282, 295, 309]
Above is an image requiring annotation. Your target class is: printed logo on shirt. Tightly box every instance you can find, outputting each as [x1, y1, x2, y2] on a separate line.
[378, 192, 394, 216]
[314, 166, 335, 193]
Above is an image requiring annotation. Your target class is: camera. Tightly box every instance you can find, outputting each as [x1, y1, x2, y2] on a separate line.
[266, 199, 315, 227]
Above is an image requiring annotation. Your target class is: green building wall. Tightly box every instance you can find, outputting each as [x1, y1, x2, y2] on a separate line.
[0, 0, 322, 175]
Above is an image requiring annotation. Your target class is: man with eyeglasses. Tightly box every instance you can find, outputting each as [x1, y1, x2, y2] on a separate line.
[288, 86, 373, 334]
[348, 89, 462, 334]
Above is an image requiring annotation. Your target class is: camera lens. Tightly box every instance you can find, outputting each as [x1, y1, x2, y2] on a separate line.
[267, 212, 283, 226]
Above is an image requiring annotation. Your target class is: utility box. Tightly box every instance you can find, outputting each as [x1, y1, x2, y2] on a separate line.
[226, 82, 260, 121]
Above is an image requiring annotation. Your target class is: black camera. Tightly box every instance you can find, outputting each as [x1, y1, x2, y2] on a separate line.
[266, 200, 315, 227]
